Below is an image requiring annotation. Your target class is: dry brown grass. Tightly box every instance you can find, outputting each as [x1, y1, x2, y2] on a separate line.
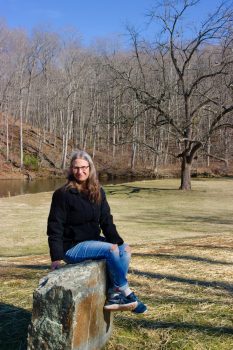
[1, 236, 233, 349]
[0, 179, 233, 256]
[1, 178, 233, 349]
[0, 255, 50, 349]
[104, 235, 233, 350]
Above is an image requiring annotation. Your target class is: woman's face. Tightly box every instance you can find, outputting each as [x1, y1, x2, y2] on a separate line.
[72, 158, 90, 183]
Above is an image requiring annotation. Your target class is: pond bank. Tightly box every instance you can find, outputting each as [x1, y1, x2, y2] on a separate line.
[0, 176, 150, 198]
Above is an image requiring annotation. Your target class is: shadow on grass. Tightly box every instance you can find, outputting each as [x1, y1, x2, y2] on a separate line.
[0, 302, 31, 350]
[133, 252, 233, 265]
[123, 186, 178, 193]
[143, 294, 232, 306]
[0, 263, 49, 271]
[116, 315, 233, 335]
[15, 265, 50, 270]
[177, 243, 233, 251]
[130, 269, 233, 293]
[184, 216, 233, 225]
[126, 212, 233, 226]
[107, 185, 178, 195]
[0, 266, 49, 281]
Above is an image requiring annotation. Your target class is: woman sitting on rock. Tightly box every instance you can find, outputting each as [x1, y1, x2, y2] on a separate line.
[47, 150, 147, 313]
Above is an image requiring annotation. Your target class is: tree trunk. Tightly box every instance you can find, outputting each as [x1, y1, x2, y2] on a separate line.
[19, 94, 24, 169]
[25, 75, 32, 124]
[5, 112, 9, 161]
[131, 143, 136, 170]
[112, 100, 116, 159]
[180, 156, 192, 190]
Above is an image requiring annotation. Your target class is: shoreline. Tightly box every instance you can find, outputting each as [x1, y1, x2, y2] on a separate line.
[0, 162, 232, 182]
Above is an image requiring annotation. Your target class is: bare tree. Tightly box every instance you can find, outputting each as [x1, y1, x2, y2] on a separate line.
[0, 10, 232, 177]
[106, 0, 233, 189]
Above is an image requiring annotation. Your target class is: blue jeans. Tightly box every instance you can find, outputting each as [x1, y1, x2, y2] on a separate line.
[64, 240, 131, 291]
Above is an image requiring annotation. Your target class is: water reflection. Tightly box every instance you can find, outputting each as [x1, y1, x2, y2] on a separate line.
[0, 179, 64, 197]
[0, 177, 137, 198]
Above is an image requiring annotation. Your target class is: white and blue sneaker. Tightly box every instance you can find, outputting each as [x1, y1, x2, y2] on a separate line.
[129, 292, 147, 314]
[104, 292, 147, 313]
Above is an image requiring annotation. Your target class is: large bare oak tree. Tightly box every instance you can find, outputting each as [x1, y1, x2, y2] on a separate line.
[106, 0, 233, 189]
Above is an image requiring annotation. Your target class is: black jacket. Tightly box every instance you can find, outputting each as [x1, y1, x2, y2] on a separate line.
[47, 186, 124, 261]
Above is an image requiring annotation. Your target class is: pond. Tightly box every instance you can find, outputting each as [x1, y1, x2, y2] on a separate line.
[0, 177, 138, 197]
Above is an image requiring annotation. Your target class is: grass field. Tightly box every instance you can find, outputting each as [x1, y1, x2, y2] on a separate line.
[0, 178, 233, 349]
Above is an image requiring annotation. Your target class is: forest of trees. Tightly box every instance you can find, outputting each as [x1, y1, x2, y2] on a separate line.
[0, 0, 232, 189]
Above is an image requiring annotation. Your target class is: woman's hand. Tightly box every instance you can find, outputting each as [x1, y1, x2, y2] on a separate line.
[51, 260, 61, 271]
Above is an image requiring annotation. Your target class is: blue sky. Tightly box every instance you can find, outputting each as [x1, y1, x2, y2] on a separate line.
[0, 0, 227, 46]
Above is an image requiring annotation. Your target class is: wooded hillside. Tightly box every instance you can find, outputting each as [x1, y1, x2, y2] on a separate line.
[0, 1, 232, 185]
[0, 118, 158, 180]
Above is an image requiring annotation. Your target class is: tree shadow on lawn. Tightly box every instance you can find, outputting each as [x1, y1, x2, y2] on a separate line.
[133, 252, 233, 265]
[108, 185, 178, 195]
[130, 269, 233, 293]
[0, 302, 31, 350]
[116, 315, 233, 335]
[126, 212, 233, 226]
[177, 243, 233, 251]
[0, 265, 49, 282]
[183, 216, 233, 225]
[143, 294, 232, 306]
[15, 264, 50, 270]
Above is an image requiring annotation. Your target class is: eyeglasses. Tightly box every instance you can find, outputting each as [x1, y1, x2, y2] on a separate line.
[72, 166, 89, 172]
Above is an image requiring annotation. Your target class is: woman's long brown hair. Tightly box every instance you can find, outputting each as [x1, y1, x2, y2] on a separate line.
[66, 150, 101, 203]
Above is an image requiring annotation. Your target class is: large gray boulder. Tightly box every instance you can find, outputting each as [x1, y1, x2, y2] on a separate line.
[27, 260, 113, 350]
